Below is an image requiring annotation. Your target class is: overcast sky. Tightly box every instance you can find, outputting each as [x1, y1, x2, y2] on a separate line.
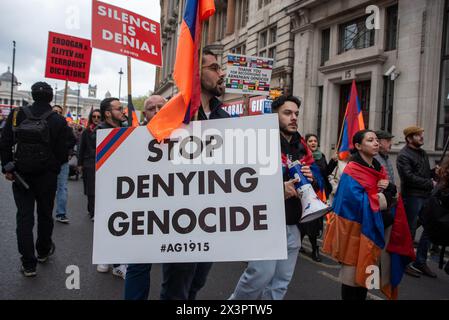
[0, 0, 161, 99]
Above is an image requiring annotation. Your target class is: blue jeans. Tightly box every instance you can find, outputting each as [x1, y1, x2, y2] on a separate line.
[124, 264, 152, 300]
[414, 228, 431, 267]
[229, 225, 301, 300]
[160, 262, 213, 300]
[55, 163, 69, 216]
[403, 196, 427, 241]
[403, 196, 431, 267]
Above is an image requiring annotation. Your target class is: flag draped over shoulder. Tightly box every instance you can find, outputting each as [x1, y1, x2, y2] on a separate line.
[381, 194, 416, 299]
[338, 80, 365, 160]
[147, 0, 215, 142]
[322, 161, 386, 289]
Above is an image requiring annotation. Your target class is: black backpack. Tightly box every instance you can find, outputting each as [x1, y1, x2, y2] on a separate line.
[419, 188, 449, 246]
[13, 106, 55, 173]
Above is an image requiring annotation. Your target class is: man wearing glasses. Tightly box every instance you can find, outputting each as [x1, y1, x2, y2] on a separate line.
[124, 49, 230, 300]
[98, 98, 127, 129]
[158, 49, 230, 300]
[95, 97, 128, 279]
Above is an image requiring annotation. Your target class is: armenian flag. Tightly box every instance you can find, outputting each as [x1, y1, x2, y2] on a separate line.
[322, 161, 385, 290]
[381, 195, 415, 299]
[125, 102, 139, 127]
[147, 0, 215, 141]
[338, 80, 365, 160]
[66, 110, 73, 123]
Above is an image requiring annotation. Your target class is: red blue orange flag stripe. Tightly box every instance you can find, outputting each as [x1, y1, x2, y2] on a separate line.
[95, 127, 136, 171]
[147, 0, 215, 142]
[323, 162, 386, 289]
[338, 80, 365, 160]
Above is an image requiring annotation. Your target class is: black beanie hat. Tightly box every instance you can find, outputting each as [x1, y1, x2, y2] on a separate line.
[31, 82, 53, 103]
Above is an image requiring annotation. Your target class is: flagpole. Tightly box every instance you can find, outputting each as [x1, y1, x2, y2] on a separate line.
[193, 21, 206, 121]
[62, 79, 69, 115]
[127, 56, 132, 127]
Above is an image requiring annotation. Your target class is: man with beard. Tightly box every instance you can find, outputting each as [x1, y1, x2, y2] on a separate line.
[95, 97, 128, 279]
[124, 49, 229, 300]
[229, 95, 315, 300]
[397, 126, 437, 278]
[159, 49, 229, 301]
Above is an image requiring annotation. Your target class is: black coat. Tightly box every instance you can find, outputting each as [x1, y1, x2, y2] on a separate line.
[197, 97, 230, 120]
[314, 154, 337, 197]
[0, 102, 68, 174]
[78, 128, 96, 169]
[397, 145, 433, 197]
[281, 132, 308, 225]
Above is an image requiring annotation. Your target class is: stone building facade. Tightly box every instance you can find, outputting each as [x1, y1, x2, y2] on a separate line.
[154, 0, 448, 170]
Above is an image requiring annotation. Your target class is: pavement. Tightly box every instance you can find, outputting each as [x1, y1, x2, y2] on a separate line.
[0, 176, 448, 300]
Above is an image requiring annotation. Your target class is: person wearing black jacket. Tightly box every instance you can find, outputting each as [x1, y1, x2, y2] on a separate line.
[159, 49, 230, 301]
[397, 126, 437, 278]
[299, 134, 338, 262]
[93, 97, 129, 279]
[230, 95, 315, 300]
[0, 82, 68, 277]
[77, 109, 101, 220]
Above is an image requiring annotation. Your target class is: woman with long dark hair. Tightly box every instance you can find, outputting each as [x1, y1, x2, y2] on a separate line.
[299, 134, 337, 261]
[77, 109, 101, 220]
[323, 129, 399, 300]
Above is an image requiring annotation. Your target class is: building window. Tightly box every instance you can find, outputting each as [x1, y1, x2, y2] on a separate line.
[437, 0, 449, 150]
[216, 8, 227, 41]
[231, 43, 246, 55]
[338, 16, 375, 54]
[259, 26, 277, 61]
[385, 4, 398, 51]
[258, 0, 271, 10]
[321, 28, 330, 66]
[317, 86, 323, 141]
[237, 0, 249, 29]
[381, 76, 395, 133]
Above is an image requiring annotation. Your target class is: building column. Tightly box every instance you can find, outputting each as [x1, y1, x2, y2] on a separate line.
[208, 14, 216, 43]
[226, 0, 235, 36]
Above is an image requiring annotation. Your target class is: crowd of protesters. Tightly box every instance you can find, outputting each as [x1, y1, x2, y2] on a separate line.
[0, 49, 448, 300]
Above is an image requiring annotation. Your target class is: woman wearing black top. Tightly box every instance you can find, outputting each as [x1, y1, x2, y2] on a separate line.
[298, 134, 338, 262]
[78, 109, 101, 220]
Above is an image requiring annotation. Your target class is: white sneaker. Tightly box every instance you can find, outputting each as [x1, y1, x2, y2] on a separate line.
[96, 264, 109, 273]
[112, 265, 127, 279]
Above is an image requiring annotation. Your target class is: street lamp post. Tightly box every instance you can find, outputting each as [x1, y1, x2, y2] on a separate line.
[118, 68, 124, 101]
[10, 41, 16, 112]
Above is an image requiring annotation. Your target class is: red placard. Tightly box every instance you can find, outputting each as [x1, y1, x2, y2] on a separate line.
[91, 0, 162, 66]
[248, 96, 267, 116]
[45, 32, 92, 84]
[222, 100, 244, 117]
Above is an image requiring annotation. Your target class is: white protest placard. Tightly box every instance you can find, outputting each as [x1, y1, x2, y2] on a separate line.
[225, 54, 273, 96]
[93, 115, 286, 264]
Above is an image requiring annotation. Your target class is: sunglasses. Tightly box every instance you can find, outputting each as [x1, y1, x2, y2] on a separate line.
[92, 115, 101, 119]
